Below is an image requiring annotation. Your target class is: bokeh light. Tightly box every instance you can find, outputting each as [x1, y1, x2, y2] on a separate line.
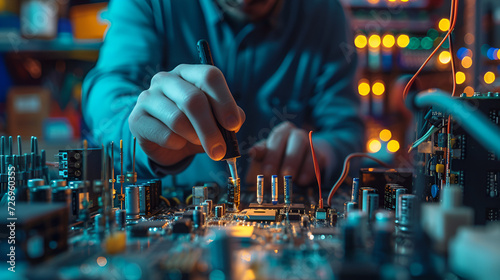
[372, 81, 385, 96]
[438, 18, 450, 32]
[462, 56, 473, 68]
[438, 51, 451, 64]
[456, 71, 466, 85]
[387, 140, 400, 153]
[397, 34, 410, 48]
[464, 86, 474, 97]
[379, 129, 392, 142]
[369, 34, 381, 48]
[382, 34, 396, 48]
[355, 34, 367, 49]
[358, 79, 371, 96]
[367, 139, 382, 153]
[484, 71, 496, 84]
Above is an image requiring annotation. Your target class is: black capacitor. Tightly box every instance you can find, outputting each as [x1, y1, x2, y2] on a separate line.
[197, 39, 240, 160]
[32, 185, 52, 202]
[215, 205, 223, 218]
[139, 184, 151, 215]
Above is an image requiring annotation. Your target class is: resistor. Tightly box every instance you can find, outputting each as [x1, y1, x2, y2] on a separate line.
[271, 175, 278, 205]
[257, 175, 264, 205]
[284, 175, 292, 205]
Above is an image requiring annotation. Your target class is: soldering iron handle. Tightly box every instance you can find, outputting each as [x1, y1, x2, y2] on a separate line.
[197, 39, 241, 160]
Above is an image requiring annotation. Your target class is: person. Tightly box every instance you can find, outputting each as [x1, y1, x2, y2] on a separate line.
[82, 0, 364, 193]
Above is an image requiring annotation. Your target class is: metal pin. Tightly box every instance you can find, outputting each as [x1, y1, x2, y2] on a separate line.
[133, 137, 136, 175]
[1, 136, 5, 155]
[110, 142, 116, 207]
[9, 136, 13, 156]
[34, 137, 38, 155]
[17, 136, 22, 155]
[31, 136, 34, 153]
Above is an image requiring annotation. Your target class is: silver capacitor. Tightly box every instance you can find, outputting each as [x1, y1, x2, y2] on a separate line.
[366, 193, 379, 221]
[398, 194, 416, 232]
[125, 185, 140, 219]
[215, 205, 223, 218]
[284, 175, 292, 205]
[201, 202, 209, 216]
[361, 188, 377, 213]
[271, 175, 278, 205]
[344, 201, 358, 218]
[395, 188, 407, 222]
[257, 175, 264, 205]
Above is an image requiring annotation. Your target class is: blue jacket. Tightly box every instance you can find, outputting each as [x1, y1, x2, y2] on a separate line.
[82, 0, 364, 191]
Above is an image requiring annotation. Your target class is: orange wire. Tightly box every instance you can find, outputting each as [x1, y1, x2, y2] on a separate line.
[309, 131, 323, 208]
[327, 153, 391, 207]
[403, 0, 458, 100]
[447, 0, 458, 182]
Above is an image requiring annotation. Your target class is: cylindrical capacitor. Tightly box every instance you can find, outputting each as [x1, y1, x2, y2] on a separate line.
[125, 185, 140, 219]
[27, 178, 44, 188]
[205, 199, 213, 216]
[351, 178, 360, 203]
[201, 202, 209, 216]
[32, 185, 52, 202]
[398, 194, 416, 232]
[115, 209, 126, 229]
[257, 175, 264, 205]
[344, 201, 358, 218]
[361, 187, 377, 213]
[94, 213, 105, 233]
[367, 193, 379, 220]
[271, 175, 278, 205]
[138, 184, 151, 216]
[284, 175, 292, 205]
[394, 188, 407, 222]
[215, 205, 223, 218]
[193, 206, 203, 229]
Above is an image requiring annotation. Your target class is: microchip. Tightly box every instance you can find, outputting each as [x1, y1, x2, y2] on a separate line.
[239, 209, 277, 221]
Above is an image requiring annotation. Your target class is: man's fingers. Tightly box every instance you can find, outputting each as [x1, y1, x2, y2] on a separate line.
[280, 129, 309, 178]
[170, 64, 243, 131]
[152, 71, 226, 160]
[139, 89, 200, 145]
[261, 122, 294, 177]
[129, 109, 187, 150]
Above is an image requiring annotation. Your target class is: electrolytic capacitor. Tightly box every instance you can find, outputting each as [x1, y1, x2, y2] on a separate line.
[395, 188, 407, 222]
[125, 185, 140, 220]
[31, 185, 52, 202]
[361, 187, 377, 212]
[257, 174, 264, 205]
[115, 209, 126, 229]
[398, 194, 416, 232]
[344, 201, 358, 218]
[366, 193, 379, 221]
[351, 178, 360, 203]
[201, 202, 209, 216]
[271, 175, 278, 205]
[193, 206, 203, 229]
[215, 205, 223, 218]
[205, 199, 213, 216]
[284, 175, 292, 205]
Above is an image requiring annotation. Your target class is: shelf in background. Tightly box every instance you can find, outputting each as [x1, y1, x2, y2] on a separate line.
[0, 36, 102, 53]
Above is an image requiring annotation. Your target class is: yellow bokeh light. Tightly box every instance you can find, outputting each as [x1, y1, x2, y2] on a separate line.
[438, 51, 451, 64]
[462, 56, 473, 68]
[372, 81, 385, 96]
[456, 71, 466, 85]
[367, 139, 382, 153]
[382, 34, 395, 48]
[387, 140, 400, 153]
[464, 86, 474, 97]
[484, 71, 496, 84]
[397, 34, 410, 48]
[438, 18, 450, 32]
[369, 34, 381, 48]
[379, 129, 392, 142]
[358, 79, 371, 96]
[401, 0, 409, 2]
[355, 34, 368, 49]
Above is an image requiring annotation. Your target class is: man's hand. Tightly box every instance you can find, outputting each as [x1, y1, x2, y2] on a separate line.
[247, 122, 331, 186]
[129, 64, 245, 167]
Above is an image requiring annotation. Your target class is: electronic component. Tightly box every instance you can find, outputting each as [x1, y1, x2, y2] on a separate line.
[239, 209, 277, 221]
[226, 177, 240, 211]
[257, 174, 263, 205]
[284, 175, 292, 205]
[192, 185, 208, 205]
[125, 185, 140, 220]
[271, 175, 278, 205]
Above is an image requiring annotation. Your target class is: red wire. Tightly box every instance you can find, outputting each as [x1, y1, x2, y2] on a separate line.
[327, 153, 391, 207]
[403, 0, 459, 100]
[309, 131, 323, 208]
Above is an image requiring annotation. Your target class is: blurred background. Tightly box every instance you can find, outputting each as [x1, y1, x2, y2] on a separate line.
[0, 0, 499, 167]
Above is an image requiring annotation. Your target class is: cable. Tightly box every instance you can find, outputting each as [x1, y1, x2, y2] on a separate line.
[160, 196, 171, 207]
[403, 0, 458, 100]
[408, 125, 441, 152]
[309, 131, 323, 208]
[413, 89, 500, 156]
[327, 153, 391, 207]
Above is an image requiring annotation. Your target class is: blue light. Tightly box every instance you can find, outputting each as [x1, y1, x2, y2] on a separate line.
[457, 47, 469, 60]
[487, 48, 496, 60]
